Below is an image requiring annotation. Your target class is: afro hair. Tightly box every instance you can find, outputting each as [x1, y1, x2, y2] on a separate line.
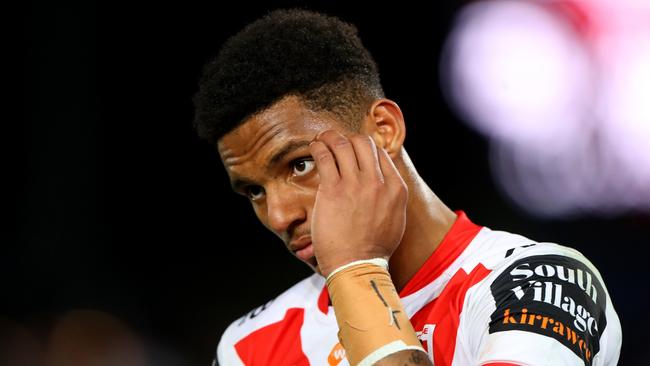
[193, 9, 385, 144]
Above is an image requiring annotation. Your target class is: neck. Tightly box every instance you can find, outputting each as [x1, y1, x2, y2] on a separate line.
[388, 149, 457, 292]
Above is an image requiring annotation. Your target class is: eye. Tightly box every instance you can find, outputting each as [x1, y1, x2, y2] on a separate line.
[291, 158, 315, 177]
[245, 185, 265, 201]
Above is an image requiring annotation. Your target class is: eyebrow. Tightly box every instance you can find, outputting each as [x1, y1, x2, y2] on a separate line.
[230, 139, 313, 192]
[267, 139, 312, 169]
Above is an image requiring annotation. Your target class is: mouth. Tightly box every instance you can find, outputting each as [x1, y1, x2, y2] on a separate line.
[289, 236, 318, 269]
[292, 241, 314, 262]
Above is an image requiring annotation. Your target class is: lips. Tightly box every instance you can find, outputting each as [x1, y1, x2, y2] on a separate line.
[290, 236, 313, 262]
[294, 243, 314, 261]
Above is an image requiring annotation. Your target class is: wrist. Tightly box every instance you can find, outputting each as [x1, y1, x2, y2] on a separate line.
[325, 258, 389, 281]
[317, 247, 392, 278]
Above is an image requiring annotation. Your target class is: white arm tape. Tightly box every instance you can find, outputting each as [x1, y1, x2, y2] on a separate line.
[358, 340, 425, 366]
[326, 258, 389, 281]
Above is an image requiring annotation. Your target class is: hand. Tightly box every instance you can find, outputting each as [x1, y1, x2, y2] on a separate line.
[308, 130, 408, 277]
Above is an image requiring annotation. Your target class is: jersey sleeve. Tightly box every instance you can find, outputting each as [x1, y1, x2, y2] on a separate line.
[474, 248, 621, 366]
[215, 322, 245, 366]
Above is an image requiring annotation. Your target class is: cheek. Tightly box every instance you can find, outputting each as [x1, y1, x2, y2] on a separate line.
[297, 175, 319, 202]
[303, 170, 321, 189]
[300, 183, 318, 220]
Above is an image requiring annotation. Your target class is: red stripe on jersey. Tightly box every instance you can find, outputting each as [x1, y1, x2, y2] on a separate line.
[400, 211, 483, 297]
[482, 363, 525, 366]
[318, 285, 330, 315]
[410, 263, 491, 366]
[234, 308, 310, 366]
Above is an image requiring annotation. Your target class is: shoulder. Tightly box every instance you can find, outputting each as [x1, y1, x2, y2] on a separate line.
[462, 226, 605, 277]
[215, 273, 325, 365]
[463, 229, 622, 365]
[474, 229, 611, 296]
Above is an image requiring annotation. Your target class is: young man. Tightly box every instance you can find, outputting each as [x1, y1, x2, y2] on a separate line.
[193, 9, 622, 366]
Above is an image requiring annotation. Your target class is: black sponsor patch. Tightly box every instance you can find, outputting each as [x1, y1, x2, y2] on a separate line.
[489, 255, 607, 365]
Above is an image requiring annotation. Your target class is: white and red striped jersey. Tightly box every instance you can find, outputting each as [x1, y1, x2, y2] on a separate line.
[215, 212, 622, 366]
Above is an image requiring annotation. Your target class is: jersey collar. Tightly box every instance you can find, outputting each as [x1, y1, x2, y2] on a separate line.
[398, 211, 482, 297]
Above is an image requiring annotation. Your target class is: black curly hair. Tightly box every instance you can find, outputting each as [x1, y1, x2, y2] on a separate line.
[193, 9, 385, 144]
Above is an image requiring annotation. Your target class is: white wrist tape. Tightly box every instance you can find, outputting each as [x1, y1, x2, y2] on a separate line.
[358, 341, 425, 366]
[326, 258, 388, 281]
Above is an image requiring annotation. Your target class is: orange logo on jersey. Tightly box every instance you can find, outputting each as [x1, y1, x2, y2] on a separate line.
[327, 342, 346, 365]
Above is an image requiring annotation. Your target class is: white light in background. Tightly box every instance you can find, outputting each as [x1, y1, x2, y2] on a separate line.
[441, 0, 650, 217]
[600, 33, 650, 189]
[442, 0, 593, 147]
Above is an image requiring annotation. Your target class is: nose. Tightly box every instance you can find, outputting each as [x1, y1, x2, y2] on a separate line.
[265, 184, 307, 235]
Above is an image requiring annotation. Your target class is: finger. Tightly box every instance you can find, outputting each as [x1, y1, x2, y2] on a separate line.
[377, 146, 404, 185]
[309, 140, 340, 187]
[349, 134, 382, 182]
[316, 130, 359, 180]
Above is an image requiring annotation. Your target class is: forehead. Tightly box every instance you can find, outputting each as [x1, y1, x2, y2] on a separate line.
[217, 96, 340, 169]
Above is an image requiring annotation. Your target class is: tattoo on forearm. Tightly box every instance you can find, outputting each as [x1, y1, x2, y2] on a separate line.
[370, 279, 402, 329]
[370, 279, 388, 306]
[407, 350, 427, 364]
[391, 309, 402, 330]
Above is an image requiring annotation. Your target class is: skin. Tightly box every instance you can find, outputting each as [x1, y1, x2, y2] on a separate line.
[218, 95, 456, 364]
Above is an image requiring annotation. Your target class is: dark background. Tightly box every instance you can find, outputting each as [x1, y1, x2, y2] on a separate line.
[12, 0, 648, 365]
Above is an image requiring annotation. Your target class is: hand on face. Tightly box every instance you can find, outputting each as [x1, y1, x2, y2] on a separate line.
[308, 130, 408, 277]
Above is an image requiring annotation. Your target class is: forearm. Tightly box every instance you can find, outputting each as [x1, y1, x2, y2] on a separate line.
[326, 259, 428, 366]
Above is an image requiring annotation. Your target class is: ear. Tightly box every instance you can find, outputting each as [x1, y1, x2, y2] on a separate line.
[360, 99, 406, 158]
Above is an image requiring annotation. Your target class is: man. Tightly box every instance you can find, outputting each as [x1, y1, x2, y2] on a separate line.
[193, 9, 622, 366]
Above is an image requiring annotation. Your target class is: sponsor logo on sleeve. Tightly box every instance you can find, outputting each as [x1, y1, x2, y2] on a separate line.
[489, 255, 607, 365]
[327, 342, 346, 366]
[237, 299, 274, 326]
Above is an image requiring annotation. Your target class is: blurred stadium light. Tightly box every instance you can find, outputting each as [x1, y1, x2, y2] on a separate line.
[441, 0, 650, 217]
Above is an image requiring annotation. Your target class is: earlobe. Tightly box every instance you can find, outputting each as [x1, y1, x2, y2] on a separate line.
[362, 99, 406, 158]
